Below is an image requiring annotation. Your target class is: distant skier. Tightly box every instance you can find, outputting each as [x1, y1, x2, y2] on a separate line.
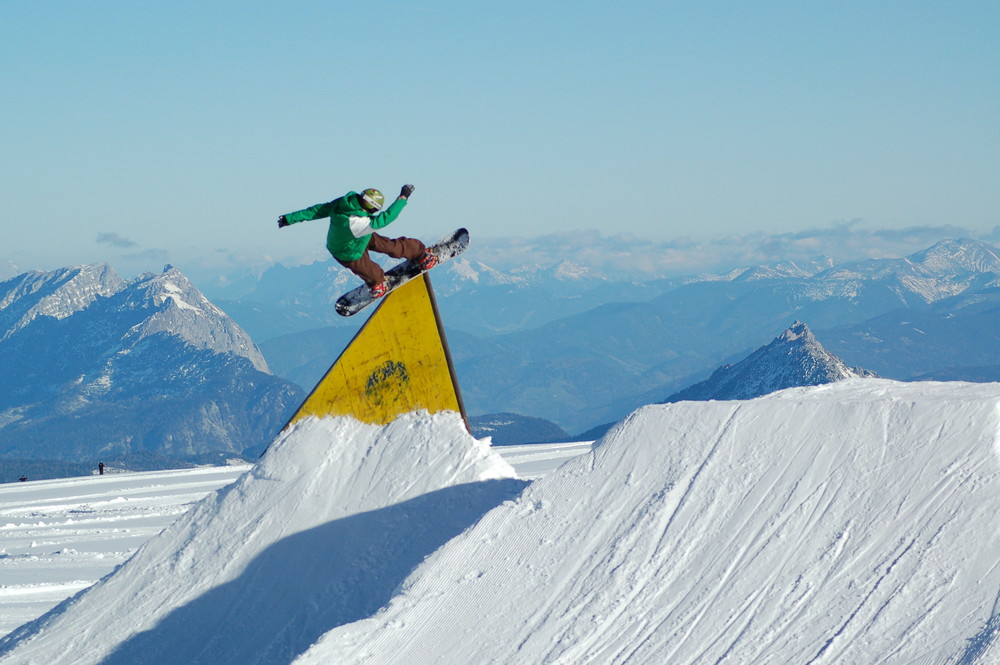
[277, 185, 437, 298]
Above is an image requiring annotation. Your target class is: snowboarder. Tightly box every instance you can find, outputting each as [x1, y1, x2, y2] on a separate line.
[277, 185, 437, 298]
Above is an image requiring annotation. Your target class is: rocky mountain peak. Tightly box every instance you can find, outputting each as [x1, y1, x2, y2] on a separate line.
[735, 259, 834, 282]
[779, 320, 812, 342]
[550, 260, 594, 281]
[130, 265, 217, 313]
[0, 263, 126, 340]
[0, 263, 299, 461]
[664, 321, 875, 403]
[446, 259, 527, 288]
[118, 266, 268, 372]
[908, 239, 1000, 275]
[0, 263, 267, 372]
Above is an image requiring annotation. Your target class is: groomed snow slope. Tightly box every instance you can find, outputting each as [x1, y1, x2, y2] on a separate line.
[297, 380, 1000, 665]
[3, 380, 1000, 664]
[0, 413, 525, 665]
[0, 465, 248, 637]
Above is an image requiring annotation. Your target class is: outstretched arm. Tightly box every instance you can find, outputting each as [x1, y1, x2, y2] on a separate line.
[280, 201, 335, 227]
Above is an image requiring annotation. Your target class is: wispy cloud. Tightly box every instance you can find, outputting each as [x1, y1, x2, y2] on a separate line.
[75, 222, 1000, 293]
[468, 222, 997, 278]
[96, 232, 139, 249]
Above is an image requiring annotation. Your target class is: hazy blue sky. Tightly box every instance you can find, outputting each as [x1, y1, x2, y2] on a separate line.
[2, 1, 997, 276]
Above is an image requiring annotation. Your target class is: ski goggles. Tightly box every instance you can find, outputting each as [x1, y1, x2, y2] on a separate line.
[360, 191, 383, 213]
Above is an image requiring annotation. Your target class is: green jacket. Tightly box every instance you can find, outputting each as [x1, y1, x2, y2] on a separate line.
[283, 192, 408, 262]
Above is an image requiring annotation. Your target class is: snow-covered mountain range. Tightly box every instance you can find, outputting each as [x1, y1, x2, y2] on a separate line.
[447, 239, 1000, 430]
[0, 265, 303, 462]
[468, 412, 570, 445]
[0, 263, 125, 340]
[217, 237, 1000, 435]
[213, 253, 658, 341]
[218, 237, 1000, 343]
[5, 237, 1000, 451]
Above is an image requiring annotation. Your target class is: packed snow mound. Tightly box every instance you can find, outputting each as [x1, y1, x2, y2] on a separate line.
[296, 380, 1000, 664]
[0, 412, 524, 665]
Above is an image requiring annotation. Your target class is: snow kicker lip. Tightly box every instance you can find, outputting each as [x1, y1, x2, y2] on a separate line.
[0, 412, 523, 665]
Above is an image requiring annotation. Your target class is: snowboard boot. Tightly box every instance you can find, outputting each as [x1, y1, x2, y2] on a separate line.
[370, 281, 389, 298]
[418, 251, 439, 271]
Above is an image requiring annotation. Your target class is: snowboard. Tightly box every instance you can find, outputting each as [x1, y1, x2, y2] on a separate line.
[335, 228, 469, 317]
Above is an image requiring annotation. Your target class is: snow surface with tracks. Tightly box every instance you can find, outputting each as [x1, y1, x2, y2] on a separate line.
[0, 435, 589, 641]
[2, 380, 1000, 664]
[0, 466, 249, 637]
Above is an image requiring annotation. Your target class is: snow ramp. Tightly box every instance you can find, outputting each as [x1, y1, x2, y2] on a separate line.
[0, 413, 524, 665]
[294, 379, 1000, 664]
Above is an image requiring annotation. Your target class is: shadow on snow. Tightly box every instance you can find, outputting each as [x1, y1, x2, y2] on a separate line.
[98, 478, 528, 665]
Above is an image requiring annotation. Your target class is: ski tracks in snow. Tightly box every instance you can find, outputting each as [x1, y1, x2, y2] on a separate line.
[8, 382, 1000, 664]
[324, 390, 1000, 665]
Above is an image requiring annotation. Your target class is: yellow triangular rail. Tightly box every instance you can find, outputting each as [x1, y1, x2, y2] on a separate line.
[283, 273, 468, 429]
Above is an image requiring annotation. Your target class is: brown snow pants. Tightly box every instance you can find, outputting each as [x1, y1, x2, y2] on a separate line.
[336, 233, 426, 287]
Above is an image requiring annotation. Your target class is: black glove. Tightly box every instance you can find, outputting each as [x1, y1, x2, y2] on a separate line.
[277, 215, 289, 228]
[400, 184, 415, 199]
